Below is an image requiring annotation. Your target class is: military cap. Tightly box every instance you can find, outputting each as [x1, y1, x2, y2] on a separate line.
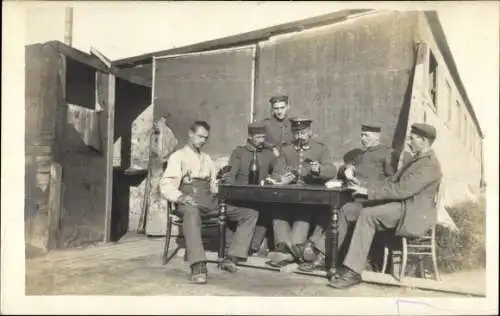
[248, 121, 266, 135]
[269, 95, 289, 104]
[411, 123, 437, 140]
[361, 123, 382, 132]
[290, 117, 313, 131]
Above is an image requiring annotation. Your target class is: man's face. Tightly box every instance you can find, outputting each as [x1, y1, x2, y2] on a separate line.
[294, 127, 312, 145]
[188, 126, 209, 149]
[360, 131, 380, 148]
[407, 132, 425, 154]
[271, 101, 289, 120]
[249, 133, 266, 149]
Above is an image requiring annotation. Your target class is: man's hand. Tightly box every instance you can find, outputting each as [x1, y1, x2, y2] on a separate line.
[272, 147, 280, 157]
[349, 185, 368, 196]
[344, 165, 361, 185]
[310, 161, 321, 174]
[177, 194, 197, 206]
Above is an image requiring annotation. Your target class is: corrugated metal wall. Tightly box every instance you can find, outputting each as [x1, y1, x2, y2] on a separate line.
[153, 47, 255, 158]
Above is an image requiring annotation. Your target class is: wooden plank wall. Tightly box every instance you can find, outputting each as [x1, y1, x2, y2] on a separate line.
[57, 59, 108, 248]
[25, 44, 61, 250]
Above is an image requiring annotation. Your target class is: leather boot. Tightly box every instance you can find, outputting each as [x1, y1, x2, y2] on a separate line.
[190, 261, 208, 284]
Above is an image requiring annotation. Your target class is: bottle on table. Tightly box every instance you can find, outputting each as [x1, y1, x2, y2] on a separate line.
[248, 151, 260, 185]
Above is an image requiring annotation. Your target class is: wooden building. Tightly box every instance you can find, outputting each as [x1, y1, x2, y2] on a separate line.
[113, 10, 484, 209]
[25, 41, 151, 251]
[26, 9, 484, 250]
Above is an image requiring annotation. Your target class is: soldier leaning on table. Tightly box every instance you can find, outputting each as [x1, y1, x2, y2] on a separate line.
[159, 120, 258, 284]
[299, 123, 398, 272]
[265, 117, 337, 268]
[221, 122, 279, 256]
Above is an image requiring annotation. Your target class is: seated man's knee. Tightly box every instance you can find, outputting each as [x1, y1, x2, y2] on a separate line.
[179, 205, 200, 218]
[341, 202, 362, 221]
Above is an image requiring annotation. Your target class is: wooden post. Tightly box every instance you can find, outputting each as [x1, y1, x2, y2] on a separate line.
[104, 74, 116, 242]
[47, 162, 62, 249]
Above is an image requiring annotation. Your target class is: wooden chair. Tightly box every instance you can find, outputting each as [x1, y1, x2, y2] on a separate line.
[161, 201, 221, 265]
[381, 225, 440, 281]
[381, 183, 442, 281]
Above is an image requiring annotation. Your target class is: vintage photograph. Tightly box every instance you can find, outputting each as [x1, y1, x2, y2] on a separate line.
[2, 1, 498, 315]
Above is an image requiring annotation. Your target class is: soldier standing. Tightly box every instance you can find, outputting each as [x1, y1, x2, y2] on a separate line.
[250, 95, 294, 254]
[266, 117, 337, 267]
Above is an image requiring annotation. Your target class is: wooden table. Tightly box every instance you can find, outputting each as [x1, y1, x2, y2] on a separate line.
[216, 183, 353, 277]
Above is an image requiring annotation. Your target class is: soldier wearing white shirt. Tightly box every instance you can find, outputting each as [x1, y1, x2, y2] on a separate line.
[159, 121, 258, 284]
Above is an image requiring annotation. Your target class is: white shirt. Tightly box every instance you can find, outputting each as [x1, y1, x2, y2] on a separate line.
[159, 145, 217, 202]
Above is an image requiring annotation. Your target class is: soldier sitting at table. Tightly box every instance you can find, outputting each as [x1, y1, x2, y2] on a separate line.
[159, 120, 259, 284]
[327, 123, 443, 289]
[249, 95, 294, 255]
[265, 117, 337, 268]
[221, 121, 279, 256]
[299, 122, 398, 272]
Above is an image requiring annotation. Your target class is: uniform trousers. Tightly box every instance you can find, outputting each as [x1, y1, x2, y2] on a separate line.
[312, 201, 402, 274]
[176, 204, 258, 266]
[272, 206, 312, 246]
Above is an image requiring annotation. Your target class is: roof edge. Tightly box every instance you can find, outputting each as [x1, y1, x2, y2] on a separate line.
[111, 9, 373, 68]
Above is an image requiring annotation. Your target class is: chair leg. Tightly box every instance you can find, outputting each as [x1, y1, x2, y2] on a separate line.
[381, 245, 389, 274]
[162, 219, 173, 265]
[417, 255, 426, 279]
[399, 237, 408, 282]
[431, 238, 440, 281]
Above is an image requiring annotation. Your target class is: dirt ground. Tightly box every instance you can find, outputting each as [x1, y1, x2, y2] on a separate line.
[25, 236, 483, 297]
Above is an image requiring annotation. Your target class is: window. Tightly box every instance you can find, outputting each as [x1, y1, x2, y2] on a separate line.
[456, 101, 462, 137]
[445, 81, 452, 122]
[428, 50, 438, 108]
[462, 113, 469, 143]
[423, 110, 427, 123]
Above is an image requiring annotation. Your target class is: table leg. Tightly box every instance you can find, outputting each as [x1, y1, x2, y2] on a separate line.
[325, 206, 339, 280]
[218, 200, 227, 270]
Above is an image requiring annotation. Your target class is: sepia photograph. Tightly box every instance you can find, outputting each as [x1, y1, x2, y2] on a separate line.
[2, 1, 498, 315]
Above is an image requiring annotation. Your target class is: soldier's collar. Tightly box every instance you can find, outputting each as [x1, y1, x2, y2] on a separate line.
[362, 143, 381, 152]
[294, 143, 310, 151]
[245, 142, 262, 152]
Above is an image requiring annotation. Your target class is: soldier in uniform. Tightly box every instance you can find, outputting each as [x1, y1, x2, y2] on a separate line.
[259, 95, 294, 157]
[250, 95, 294, 254]
[159, 121, 259, 284]
[222, 122, 279, 255]
[299, 123, 397, 271]
[328, 123, 443, 289]
[266, 117, 337, 267]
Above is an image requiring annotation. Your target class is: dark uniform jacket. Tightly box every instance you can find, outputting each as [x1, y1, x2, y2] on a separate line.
[272, 140, 337, 184]
[342, 144, 396, 186]
[224, 143, 278, 185]
[257, 116, 294, 151]
[367, 149, 443, 237]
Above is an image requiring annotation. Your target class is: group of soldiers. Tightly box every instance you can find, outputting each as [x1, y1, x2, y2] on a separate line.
[158, 95, 443, 289]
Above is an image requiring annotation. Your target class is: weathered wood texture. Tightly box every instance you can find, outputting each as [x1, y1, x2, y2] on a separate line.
[255, 11, 418, 160]
[25, 44, 61, 250]
[57, 62, 108, 248]
[153, 47, 255, 159]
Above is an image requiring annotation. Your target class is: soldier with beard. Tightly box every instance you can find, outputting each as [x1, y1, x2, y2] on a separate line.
[265, 117, 337, 267]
